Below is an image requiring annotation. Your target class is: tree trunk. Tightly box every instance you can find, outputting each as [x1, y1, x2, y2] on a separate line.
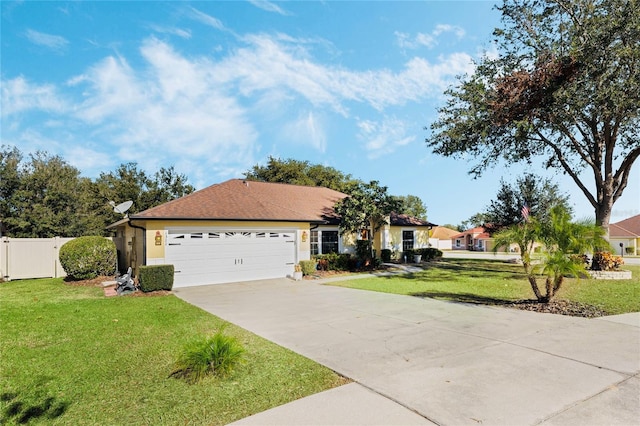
[544, 276, 553, 302]
[551, 275, 564, 299]
[527, 275, 544, 302]
[595, 195, 613, 241]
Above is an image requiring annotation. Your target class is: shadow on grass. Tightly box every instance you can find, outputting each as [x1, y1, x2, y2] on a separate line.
[411, 291, 516, 306]
[1, 391, 69, 424]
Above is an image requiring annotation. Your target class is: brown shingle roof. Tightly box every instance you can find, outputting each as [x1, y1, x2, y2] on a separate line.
[610, 214, 640, 237]
[431, 226, 459, 240]
[389, 212, 436, 227]
[131, 179, 348, 223]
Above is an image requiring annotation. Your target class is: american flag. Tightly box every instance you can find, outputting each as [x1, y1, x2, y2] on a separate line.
[521, 204, 530, 222]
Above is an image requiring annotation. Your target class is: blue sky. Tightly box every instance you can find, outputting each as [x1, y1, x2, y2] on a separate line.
[2, 1, 638, 226]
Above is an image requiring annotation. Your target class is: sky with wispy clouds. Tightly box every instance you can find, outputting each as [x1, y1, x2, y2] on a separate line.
[2, 1, 638, 225]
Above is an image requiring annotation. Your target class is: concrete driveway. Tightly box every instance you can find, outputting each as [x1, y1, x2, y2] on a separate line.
[175, 278, 640, 425]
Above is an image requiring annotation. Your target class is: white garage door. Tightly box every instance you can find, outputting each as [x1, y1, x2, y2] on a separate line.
[165, 229, 296, 288]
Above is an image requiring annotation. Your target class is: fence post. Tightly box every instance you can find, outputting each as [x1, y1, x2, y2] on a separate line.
[1, 237, 7, 281]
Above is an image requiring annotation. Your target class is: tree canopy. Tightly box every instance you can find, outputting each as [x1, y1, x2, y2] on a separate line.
[481, 173, 571, 232]
[244, 156, 359, 194]
[0, 146, 194, 238]
[426, 0, 640, 231]
[334, 180, 401, 258]
[393, 195, 428, 220]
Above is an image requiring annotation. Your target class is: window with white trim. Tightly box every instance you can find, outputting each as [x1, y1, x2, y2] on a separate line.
[321, 231, 339, 254]
[402, 231, 414, 251]
[310, 230, 319, 255]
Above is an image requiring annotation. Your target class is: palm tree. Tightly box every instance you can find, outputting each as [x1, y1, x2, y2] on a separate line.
[493, 205, 608, 303]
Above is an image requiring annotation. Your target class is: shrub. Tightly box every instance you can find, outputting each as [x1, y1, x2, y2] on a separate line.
[402, 249, 414, 262]
[299, 260, 317, 276]
[59, 236, 116, 280]
[138, 264, 174, 292]
[625, 247, 635, 255]
[355, 240, 370, 260]
[314, 253, 351, 271]
[170, 326, 245, 384]
[569, 254, 590, 266]
[380, 249, 392, 262]
[590, 251, 624, 271]
[416, 248, 443, 261]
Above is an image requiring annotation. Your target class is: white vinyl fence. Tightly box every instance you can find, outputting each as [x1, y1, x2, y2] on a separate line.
[1, 237, 76, 281]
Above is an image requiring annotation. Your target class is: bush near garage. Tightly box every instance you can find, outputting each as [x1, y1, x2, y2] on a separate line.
[59, 236, 117, 280]
[299, 260, 317, 276]
[314, 253, 351, 271]
[138, 264, 174, 292]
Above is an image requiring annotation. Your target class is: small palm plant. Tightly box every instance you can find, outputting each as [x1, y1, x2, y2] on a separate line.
[170, 325, 245, 384]
[493, 205, 609, 303]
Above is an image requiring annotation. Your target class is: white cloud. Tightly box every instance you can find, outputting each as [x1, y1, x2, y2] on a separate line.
[396, 24, 466, 51]
[357, 117, 416, 159]
[216, 33, 473, 112]
[187, 7, 227, 31]
[148, 24, 192, 39]
[248, 0, 290, 15]
[433, 24, 465, 39]
[67, 37, 258, 173]
[3, 31, 476, 186]
[25, 29, 69, 50]
[281, 111, 327, 152]
[1, 76, 67, 116]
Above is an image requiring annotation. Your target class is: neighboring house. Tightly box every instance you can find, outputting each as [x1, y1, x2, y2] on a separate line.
[609, 214, 640, 256]
[108, 179, 435, 288]
[451, 226, 495, 252]
[429, 226, 459, 250]
[378, 212, 437, 259]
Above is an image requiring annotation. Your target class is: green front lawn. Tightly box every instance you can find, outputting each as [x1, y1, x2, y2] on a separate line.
[333, 259, 640, 315]
[0, 279, 345, 425]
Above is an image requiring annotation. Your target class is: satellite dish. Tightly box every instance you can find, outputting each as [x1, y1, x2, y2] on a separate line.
[109, 200, 133, 216]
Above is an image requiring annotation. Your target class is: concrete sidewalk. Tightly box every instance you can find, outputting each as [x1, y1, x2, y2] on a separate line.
[175, 278, 640, 425]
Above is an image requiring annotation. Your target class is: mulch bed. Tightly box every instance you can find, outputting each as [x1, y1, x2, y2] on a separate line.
[63, 275, 171, 297]
[504, 299, 610, 318]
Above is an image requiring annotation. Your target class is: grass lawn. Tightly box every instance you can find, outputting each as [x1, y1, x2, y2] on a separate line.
[332, 259, 640, 315]
[0, 278, 346, 425]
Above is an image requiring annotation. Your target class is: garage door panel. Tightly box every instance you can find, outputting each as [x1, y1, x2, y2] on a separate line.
[165, 229, 297, 287]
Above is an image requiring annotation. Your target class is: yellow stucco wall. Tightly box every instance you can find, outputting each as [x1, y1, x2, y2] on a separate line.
[386, 226, 431, 250]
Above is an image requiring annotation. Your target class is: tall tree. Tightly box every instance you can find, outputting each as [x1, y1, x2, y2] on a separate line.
[334, 181, 401, 258]
[142, 166, 195, 208]
[394, 195, 428, 220]
[0, 146, 22, 236]
[96, 162, 194, 225]
[4, 151, 88, 237]
[483, 174, 571, 232]
[245, 156, 360, 194]
[426, 0, 640, 233]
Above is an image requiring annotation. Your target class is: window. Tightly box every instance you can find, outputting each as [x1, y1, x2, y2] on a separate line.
[402, 231, 414, 251]
[321, 231, 339, 254]
[455, 239, 461, 248]
[310, 230, 319, 256]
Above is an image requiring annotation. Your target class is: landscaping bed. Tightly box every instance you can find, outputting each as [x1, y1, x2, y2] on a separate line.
[504, 299, 610, 318]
